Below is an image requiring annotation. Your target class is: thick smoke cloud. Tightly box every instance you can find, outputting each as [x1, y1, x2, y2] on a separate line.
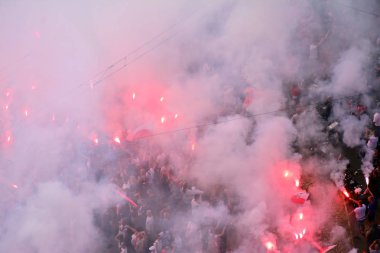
[0, 0, 379, 252]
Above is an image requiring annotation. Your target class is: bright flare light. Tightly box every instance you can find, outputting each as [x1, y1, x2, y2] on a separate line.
[342, 189, 350, 198]
[12, 184, 18, 189]
[114, 137, 121, 144]
[295, 179, 300, 187]
[265, 242, 274, 250]
[299, 213, 303, 220]
[295, 233, 299, 240]
[284, 170, 289, 178]
[24, 110, 28, 117]
[174, 113, 178, 119]
[160, 96, 164, 102]
[191, 143, 196, 151]
[4, 105, 8, 111]
[365, 176, 369, 185]
[132, 93, 136, 100]
[161, 116, 166, 124]
[93, 138, 99, 144]
[7, 135, 11, 143]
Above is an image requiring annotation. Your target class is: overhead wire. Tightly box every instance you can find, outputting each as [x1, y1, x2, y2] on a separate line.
[130, 92, 366, 141]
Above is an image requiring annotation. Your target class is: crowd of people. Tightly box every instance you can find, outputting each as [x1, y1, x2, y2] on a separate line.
[88, 26, 380, 252]
[93, 147, 241, 253]
[342, 111, 380, 253]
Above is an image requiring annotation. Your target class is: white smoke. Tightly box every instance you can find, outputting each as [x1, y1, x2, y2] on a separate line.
[0, 0, 379, 252]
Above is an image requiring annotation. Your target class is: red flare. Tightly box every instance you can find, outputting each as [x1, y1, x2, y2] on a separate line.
[295, 179, 300, 187]
[4, 105, 9, 111]
[24, 109, 28, 117]
[174, 113, 178, 119]
[284, 170, 289, 178]
[191, 143, 196, 151]
[93, 138, 99, 144]
[160, 96, 164, 102]
[115, 190, 138, 207]
[132, 93, 136, 100]
[265, 242, 274, 250]
[299, 212, 303, 220]
[342, 189, 350, 198]
[114, 137, 121, 144]
[12, 184, 18, 189]
[161, 116, 166, 124]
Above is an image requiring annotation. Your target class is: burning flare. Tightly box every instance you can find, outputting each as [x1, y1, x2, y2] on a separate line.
[342, 189, 350, 198]
[115, 190, 138, 207]
[265, 241, 275, 250]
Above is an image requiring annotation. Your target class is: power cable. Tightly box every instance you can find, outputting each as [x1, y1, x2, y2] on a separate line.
[130, 92, 366, 141]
